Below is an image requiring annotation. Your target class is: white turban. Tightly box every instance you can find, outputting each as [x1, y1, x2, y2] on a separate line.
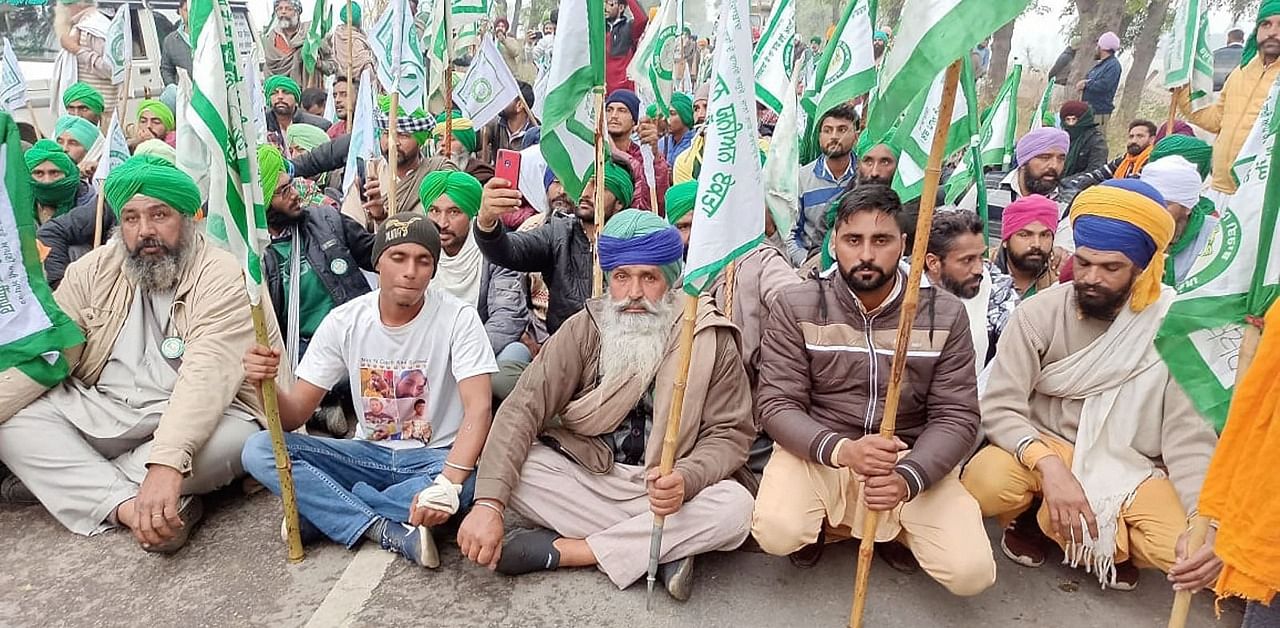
[1140, 155, 1202, 208]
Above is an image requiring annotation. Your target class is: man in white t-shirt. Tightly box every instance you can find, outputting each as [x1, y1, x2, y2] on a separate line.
[241, 213, 499, 568]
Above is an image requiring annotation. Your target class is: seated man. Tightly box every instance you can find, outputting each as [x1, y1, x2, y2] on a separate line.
[992, 195, 1060, 299]
[27, 140, 96, 226]
[131, 99, 176, 149]
[241, 213, 498, 568]
[0, 156, 277, 552]
[61, 81, 105, 126]
[752, 185, 996, 597]
[457, 210, 755, 600]
[962, 180, 1220, 592]
[1137, 155, 1219, 286]
[54, 114, 102, 170]
[432, 112, 494, 183]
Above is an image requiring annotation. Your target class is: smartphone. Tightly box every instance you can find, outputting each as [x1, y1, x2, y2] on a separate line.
[496, 149, 522, 186]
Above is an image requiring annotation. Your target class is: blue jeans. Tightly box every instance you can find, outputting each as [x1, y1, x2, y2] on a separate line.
[241, 432, 475, 547]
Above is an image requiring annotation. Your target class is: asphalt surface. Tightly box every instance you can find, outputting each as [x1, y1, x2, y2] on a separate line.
[0, 484, 1244, 628]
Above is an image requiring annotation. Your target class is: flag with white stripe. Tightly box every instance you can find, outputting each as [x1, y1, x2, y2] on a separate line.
[539, 0, 604, 200]
[106, 2, 133, 85]
[371, 0, 427, 112]
[753, 0, 797, 115]
[0, 38, 28, 111]
[1163, 0, 1214, 112]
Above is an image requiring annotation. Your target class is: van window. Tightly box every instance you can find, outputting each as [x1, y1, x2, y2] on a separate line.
[0, 5, 60, 62]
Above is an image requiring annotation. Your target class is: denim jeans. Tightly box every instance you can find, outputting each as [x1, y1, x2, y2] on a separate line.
[241, 432, 475, 547]
[1246, 599, 1280, 628]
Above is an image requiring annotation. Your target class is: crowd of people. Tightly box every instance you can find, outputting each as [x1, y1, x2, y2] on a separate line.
[8, 0, 1280, 623]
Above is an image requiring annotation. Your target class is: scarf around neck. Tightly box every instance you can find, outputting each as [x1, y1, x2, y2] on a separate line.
[435, 227, 484, 307]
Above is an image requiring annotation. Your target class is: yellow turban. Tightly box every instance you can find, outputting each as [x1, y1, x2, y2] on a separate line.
[1069, 180, 1176, 313]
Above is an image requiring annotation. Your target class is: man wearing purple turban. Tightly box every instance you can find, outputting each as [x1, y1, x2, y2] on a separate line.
[958, 127, 1071, 247]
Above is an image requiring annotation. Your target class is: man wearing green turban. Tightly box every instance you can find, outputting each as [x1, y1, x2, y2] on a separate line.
[665, 180, 697, 252]
[6, 151, 281, 552]
[661, 93, 696, 165]
[54, 114, 102, 165]
[136, 99, 176, 147]
[584, 159, 635, 209]
[363, 96, 458, 219]
[420, 170, 519, 319]
[61, 82, 105, 124]
[26, 139, 93, 224]
[1149, 135, 1213, 181]
[266, 74, 332, 152]
[285, 123, 331, 156]
[433, 112, 495, 182]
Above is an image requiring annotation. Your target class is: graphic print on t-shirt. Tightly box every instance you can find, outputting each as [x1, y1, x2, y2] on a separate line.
[358, 359, 432, 443]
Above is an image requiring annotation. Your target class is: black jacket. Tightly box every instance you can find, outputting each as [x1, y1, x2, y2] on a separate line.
[473, 213, 591, 335]
[36, 183, 108, 289]
[264, 205, 376, 342]
[292, 134, 351, 180]
[1063, 127, 1110, 178]
[160, 30, 192, 86]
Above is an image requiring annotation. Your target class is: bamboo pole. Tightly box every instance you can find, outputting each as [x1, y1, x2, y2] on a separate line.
[92, 191, 107, 249]
[387, 91, 400, 215]
[848, 59, 964, 628]
[723, 261, 737, 319]
[251, 302, 305, 562]
[1167, 92, 1178, 136]
[345, 0, 355, 124]
[26, 103, 44, 139]
[1166, 516, 1211, 628]
[592, 88, 606, 297]
[645, 292, 699, 609]
[444, 5, 454, 151]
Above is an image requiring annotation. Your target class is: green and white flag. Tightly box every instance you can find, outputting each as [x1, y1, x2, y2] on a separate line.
[628, 0, 681, 112]
[106, 2, 133, 85]
[0, 38, 28, 111]
[184, 0, 270, 305]
[1031, 80, 1054, 129]
[684, 0, 764, 295]
[451, 0, 489, 49]
[91, 110, 129, 187]
[341, 67, 377, 199]
[763, 62, 803, 244]
[455, 34, 521, 127]
[943, 63, 1022, 204]
[302, 0, 333, 75]
[0, 111, 83, 388]
[866, 0, 1028, 138]
[806, 0, 876, 124]
[890, 63, 974, 202]
[1163, 0, 1214, 112]
[426, 0, 452, 106]
[752, 0, 796, 114]
[539, 0, 604, 201]
[371, 0, 427, 112]
[1155, 77, 1280, 431]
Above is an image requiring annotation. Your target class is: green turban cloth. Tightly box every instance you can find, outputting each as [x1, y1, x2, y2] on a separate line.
[285, 123, 330, 152]
[257, 144, 289, 204]
[434, 111, 478, 153]
[598, 208, 685, 286]
[25, 140, 81, 216]
[378, 95, 432, 145]
[664, 181, 697, 224]
[1243, 0, 1280, 66]
[103, 155, 202, 217]
[669, 92, 695, 127]
[137, 99, 175, 132]
[646, 103, 665, 120]
[340, 2, 361, 26]
[856, 127, 901, 159]
[54, 114, 102, 152]
[584, 159, 635, 208]
[134, 139, 177, 164]
[62, 82, 104, 114]
[264, 75, 302, 101]
[418, 171, 483, 218]
[1150, 135, 1213, 180]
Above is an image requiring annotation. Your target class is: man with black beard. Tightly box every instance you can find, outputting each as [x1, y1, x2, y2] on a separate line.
[964, 180, 1220, 593]
[0, 155, 285, 553]
[926, 209, 1019, 371]
[753, 184, 996, 597]
[793, 105, 859, 264]
[959, 127, 1070, 245]
[1067, 120, 1158, 191]
[992, 195, 1060, 299]
[264, 76, 332, 152]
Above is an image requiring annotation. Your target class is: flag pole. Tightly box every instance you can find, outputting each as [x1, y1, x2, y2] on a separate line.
[92, 192, 107, 248]
[646, 290, 699, 610]
[723, 261, 737, 318]
[848, 58, 963, 628]
[346, 0, 355, 121]
[1167, 92, 1178, 136]
[25, 103, 44, 139]
[592, 87, 606, 297]
[250, 299, 306, 563]
[444, 4, 455, 150]
[388, 91, 400, 215]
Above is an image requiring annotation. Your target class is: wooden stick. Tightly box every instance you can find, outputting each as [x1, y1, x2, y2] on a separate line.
[444, 6, 454, 150]
[1236, 322, 1263, 384]
[648, 172, 659, 216]
[387, 91, 400, 215]
[1167, 92, 1178, 136]
[346, 0, 355, 124]
[723, 261, 738, 319]
[250, 302, 305, 563]
[92, 188, 107, 249]
[592, 88, 606, 298]
[1166, 516, 1211, 628]
[26, 102, 44, 139]
[849, 59, 964, 628]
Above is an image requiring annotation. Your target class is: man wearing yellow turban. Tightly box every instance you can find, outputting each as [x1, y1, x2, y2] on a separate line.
[1, 155, 287, 554]
[964, 179, 1220, 593]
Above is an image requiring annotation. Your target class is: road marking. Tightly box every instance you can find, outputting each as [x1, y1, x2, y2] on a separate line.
[304, 546, 395, 628]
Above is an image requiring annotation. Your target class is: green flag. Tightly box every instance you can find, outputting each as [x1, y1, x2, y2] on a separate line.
[302, 0, 332, 75]
[629, 0, 681, 112]
[1031, 80, 1054, 130]
[753, 0, 797, 114]
[945, 64, 1022, 204]
[889, 63, 974, 202]
[539, 0, 605, 201]
[371, 0, 427, 112]
[1163, 0, 1214, 112]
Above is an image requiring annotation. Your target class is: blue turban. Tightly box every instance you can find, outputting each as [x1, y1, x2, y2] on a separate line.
[598, 209, 685, 286]
[1072, 180, 1168, 269]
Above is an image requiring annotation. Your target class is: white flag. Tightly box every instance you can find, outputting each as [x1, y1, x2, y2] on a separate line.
[454, 35, 521, 127]
[322, 74, 336, 122]
[92, 111, 129, 186]
[370, 0, 427, 112]
[341, 68, 378, 201]
[538, 0, 604, 200]
[763, 66, 803, 243]
[1163, 0, 1215, 112]
[753, 0, 796, 115]
[628, 0, 680, 111]
[243, 60, 268, 144]
[684, 0, 764, 295]
[106, 3, 133, 85]
[0, 39, 28, 111]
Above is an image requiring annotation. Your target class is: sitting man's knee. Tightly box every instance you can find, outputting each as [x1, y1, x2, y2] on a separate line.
[750, 504, 815, 556]
[239, 431, 276, 473]
[938, 553, 998, 597]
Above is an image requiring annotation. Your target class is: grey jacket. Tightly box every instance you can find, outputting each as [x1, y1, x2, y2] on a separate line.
[473, 213, 592, 335]
[160, 29, 192, 86]
[478, 260, 530, 353]
[36, 183, 107, 289]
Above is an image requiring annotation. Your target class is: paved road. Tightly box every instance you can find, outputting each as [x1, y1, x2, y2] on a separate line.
[0, 488, 1243, 628]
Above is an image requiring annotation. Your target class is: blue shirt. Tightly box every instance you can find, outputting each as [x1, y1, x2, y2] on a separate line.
[791, 156, 856, 262]
[660, 130, 694, 166]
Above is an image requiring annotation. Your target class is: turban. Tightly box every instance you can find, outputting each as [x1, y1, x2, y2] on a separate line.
[1015, 127, 1069, 166]
[1140, 156, 1202, 208]
[645, 103, 665, 120]
[1097, 31, 1121, 52]
[1243, 0, 1280, 66]
[103, 155, 202, 217]
[377, 95, 432, 146]
[264, 75, 302, 101]
[339, 2, 361, 26]
[694, 83, 710, 104]
[137, 99, 175, 132]
[134, 139, 177, 164]
[1001, 194, 1059, 241]
[1059, 100, 1089, 120]
[856, 127, 901, 159]
[25, 140, 81, 216]
[1070, 180, 1175, 312]
[434, 112, 478, 153]
[418, 170, 483, 218]
[62, 82, 104, 114]
[606, 89, 640, 124]
[54, 114, 102, 152]
[598, 209, 685, 287]
[285, 123, 330, 152]
[257, 144, 289, 204]
[873, 31, 889, 43]
[1150, 135, 1212, 180]
[670, 92, 695, 127]
[664, 181, 697, 224]
[1155, 119, 1195, 140]
[584, 159, 635, 208]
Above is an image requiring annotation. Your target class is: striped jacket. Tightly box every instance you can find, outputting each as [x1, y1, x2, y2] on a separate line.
[791, 156, 856, 263]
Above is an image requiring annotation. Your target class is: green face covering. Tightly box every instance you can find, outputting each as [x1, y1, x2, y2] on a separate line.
[25, 140, 80, 216]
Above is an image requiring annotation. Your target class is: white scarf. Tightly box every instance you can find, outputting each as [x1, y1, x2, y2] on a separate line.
[435, 228, 484, 307]
[960, 270, 992, 377]
[1033, 287, 1175, 588]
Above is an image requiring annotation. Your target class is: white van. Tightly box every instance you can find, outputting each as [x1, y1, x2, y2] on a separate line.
[1, 0, 258, 144]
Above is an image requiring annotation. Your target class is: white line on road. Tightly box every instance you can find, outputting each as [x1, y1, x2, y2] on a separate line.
[304, 546, 395, 628]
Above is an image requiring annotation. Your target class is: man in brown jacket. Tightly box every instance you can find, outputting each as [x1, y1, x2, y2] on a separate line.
[456, 210, 755, 601]
[752, 185, 997, 597]
[0, 156, 285, 553]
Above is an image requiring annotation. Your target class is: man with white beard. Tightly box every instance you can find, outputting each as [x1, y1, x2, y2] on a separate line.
[456, 210, 756, 601]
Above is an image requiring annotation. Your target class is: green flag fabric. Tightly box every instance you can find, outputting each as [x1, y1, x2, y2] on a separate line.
[539, 0, 605, 201]
[889, 63, 973, 202]
[371, 0, 428, 112]
[628, 0, 681, 113]
[808, 0, 877, 124]
[944, 64, 1022, 204]
[1031, 80, 1054, 130]
[302, 0, 332, 75]
[753, 0, 797, 115]
[1163, 0, 1215, 112]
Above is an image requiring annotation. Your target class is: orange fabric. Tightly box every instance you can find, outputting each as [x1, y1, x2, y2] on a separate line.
[1200, 302, 1280, 604]
[1113, 145, 1153, 179]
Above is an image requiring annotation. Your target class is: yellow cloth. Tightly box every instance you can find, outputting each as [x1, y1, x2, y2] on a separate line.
[1068, 185, 1175, 313]
[1199, 303, 1280, 604]
[1179, 56, 1280, 194]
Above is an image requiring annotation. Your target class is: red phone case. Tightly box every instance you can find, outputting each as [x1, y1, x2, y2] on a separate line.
[496, 149, 522, 184]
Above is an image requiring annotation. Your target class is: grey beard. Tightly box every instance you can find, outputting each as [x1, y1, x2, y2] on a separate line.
[277, 16, 299, 31]
[596, 291, 680, 390]
[118, 219, 197, 294]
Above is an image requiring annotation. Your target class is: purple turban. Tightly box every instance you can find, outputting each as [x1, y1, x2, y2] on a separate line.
[1098, 31, 1121, 51]
[1015, 127, 1070, 166]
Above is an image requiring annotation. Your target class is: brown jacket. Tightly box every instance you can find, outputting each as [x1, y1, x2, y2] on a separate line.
[757, 268, 980, 500]
[709, 242, 803, 391]
[475, 295, 754, 506]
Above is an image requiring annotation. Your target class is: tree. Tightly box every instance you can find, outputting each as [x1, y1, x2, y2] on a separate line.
[983, 21, 1017, 105]
[1115, 0, 1171, 127]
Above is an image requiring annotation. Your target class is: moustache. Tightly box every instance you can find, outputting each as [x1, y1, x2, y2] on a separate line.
[1037, 170, 1059, 181]
[612, 297, 660, 314]
[851, 262, 884, 275]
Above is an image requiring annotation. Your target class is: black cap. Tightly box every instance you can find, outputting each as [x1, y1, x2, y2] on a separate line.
[372, 213, 442, 274]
